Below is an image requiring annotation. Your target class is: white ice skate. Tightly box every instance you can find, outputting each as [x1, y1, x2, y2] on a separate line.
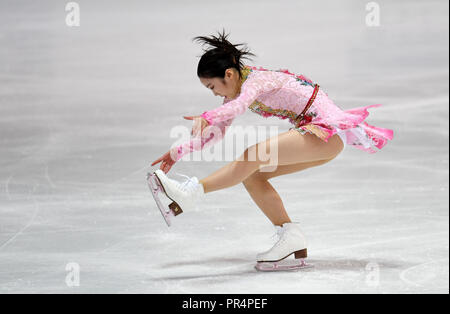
[255, 222, 313, 272]
[147, 172, 182, 227]
[151, 169, 205, 222]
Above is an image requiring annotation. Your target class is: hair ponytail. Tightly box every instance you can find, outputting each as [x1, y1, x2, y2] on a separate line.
[192, 28, 256, 79]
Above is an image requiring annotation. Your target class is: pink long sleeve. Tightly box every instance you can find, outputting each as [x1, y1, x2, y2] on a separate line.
[200, 70, 287, 125]
[174, 117, 234, 161]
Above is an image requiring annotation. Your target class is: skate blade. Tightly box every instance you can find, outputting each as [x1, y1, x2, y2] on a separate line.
[152, 171, 184, 216]
[147, 172, 173, 227]
[255, 259, 313, 272]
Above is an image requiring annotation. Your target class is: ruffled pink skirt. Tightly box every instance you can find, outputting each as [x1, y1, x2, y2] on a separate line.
[291, 103, 394, 154]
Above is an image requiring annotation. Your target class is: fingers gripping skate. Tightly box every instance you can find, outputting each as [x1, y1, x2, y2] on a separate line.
[146, 172, 183, 227]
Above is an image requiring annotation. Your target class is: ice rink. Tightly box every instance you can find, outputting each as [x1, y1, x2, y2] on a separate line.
[0, 0, 448, 293]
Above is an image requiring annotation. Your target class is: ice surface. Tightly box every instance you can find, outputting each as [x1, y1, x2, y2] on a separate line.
[0, 0, 448, 293]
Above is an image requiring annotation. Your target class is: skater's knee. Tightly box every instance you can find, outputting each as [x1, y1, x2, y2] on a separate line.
[237, 145, 267, 166]
[242, 171, 267, 188]
[237, 145, 257, 161]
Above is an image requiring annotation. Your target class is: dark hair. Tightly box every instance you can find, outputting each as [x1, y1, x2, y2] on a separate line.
[192, 28, 256, 80]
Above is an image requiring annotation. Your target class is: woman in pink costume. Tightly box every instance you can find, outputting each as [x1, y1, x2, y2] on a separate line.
[151, 30, 394, 267]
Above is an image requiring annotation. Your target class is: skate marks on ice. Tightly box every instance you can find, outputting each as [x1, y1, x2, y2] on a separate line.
[0, 166, 44, 251]
[308, 232, 449, 292]
[156, 254, 397, 274]
[149, 255, 393, 284]
[399, 257, 449, 289]
[0, 160, 153, 255]
[1, 165, 57, 251]
[0, 185, 40, 252]
[144, 258, 399, 294]
[154, 256, 257, 281]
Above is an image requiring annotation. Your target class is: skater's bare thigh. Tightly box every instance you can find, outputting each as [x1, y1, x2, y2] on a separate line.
[241, 129, 344, 167]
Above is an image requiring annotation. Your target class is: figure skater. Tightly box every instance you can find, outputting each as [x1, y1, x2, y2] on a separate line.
[150, 29, 394, 267]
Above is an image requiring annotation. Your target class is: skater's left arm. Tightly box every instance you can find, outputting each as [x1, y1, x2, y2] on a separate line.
[153, 110, 232, 172]
[173, 117, 234, 162]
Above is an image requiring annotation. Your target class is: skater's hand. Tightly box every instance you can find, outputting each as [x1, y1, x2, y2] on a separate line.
[183, 115, 209, 138]
[151, 147, 177, 174]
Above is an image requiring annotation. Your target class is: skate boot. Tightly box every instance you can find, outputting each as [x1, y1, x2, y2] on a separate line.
[255, 222, 312, 271]
[152, 169, 205, 215]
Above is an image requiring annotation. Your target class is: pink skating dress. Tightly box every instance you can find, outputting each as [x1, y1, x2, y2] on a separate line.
[175, 65, 394, 161]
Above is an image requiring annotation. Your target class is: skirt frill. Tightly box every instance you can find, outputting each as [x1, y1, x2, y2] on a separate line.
[298, 103, 394, 153]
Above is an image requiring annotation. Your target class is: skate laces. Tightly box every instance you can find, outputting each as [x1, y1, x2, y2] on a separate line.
[270, 226, 285, 244]
[175, 172, 198, 191]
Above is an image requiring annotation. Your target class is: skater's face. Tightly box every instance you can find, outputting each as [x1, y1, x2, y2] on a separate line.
[200, 68, 242, 100]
